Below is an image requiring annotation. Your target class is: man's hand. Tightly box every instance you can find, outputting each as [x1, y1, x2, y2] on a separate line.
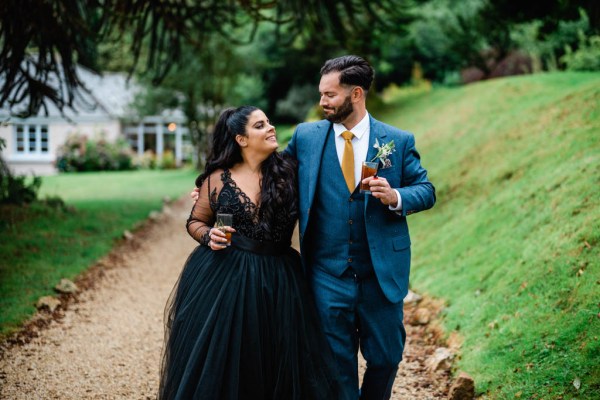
[190, 187, 200, 203]
[362, 176, 398, 207]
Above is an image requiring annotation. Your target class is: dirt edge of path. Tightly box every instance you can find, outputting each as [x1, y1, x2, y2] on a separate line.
[0, 198, 173, 357]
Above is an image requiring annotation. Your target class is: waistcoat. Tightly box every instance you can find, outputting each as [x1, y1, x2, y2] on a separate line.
[309, 128, 374, 278]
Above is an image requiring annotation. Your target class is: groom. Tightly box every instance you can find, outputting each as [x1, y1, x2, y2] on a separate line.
[284, 55, 435, 400]
[192, 55, 435, 399]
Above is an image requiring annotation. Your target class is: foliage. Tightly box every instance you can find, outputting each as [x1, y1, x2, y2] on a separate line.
[0, 138, 41, 205]
[407, 0, 487, 82]
[275, 84, 316, 123]
[0, 0, 412, 118]
[0, 0, 102, 117]
[159, 150, 177, 170]
[561, 32, 600, 71]
[130, 36, 247, 166]
[132, 150, 157, 170]
[379, 72, 600, 397]
[511, 9, 593, 72]
[0, 168, 197, 338]
[55, 132, 134, 172]
[0, 174, 42, 205]
[275, 125, 296, 148]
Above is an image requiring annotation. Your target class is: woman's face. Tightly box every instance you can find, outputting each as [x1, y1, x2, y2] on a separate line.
[240, 109, 278, 155]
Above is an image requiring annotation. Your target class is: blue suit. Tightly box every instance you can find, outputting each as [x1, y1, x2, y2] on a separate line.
[285, 115, 435, 399]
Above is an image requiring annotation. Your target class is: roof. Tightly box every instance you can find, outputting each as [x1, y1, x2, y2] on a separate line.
[0, 65, 141, 123]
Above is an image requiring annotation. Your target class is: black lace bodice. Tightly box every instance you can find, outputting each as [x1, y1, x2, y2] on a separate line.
[187, 169, 297, 245]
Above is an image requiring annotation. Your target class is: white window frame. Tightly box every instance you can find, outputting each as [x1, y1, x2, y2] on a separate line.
[13, 124, 50, 156]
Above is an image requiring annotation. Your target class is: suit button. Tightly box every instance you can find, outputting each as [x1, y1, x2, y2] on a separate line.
[349, 198, 353, 202]
[348, 219, 353, 224]
[349, 240, 353, 244]
[348, 258, 353, 263]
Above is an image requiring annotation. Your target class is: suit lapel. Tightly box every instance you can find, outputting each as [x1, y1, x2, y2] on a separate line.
[365, 117, 387, 212]
[366, 116, 387, 164]
[305, 121, 331, 227]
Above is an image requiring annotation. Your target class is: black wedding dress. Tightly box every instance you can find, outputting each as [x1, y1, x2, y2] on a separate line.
[159, 169, 339, 400]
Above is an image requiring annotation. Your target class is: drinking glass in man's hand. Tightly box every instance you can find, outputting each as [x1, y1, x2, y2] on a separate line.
[360, 161, 379, 194]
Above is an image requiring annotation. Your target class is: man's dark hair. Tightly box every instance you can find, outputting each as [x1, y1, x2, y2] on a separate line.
[320, 55, 374, 92]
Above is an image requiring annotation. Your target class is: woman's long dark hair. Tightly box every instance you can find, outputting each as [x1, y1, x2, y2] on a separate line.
[196, 106, 298, 228]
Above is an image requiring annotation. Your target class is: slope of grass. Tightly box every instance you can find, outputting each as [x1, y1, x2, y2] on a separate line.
[0, 169, 197, 337]
[378, 72, 599, 398]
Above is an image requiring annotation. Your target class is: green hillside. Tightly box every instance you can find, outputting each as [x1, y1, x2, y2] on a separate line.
[378, 73, 599, 398]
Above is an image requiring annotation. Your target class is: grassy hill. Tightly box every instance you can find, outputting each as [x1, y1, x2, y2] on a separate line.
[377, 72, 599, 398]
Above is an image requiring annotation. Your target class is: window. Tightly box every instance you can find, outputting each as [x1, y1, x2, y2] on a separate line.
[14, 124, 50, 155]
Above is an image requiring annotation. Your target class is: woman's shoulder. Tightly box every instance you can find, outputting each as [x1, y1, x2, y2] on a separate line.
[198, 168, 228, 189]
[208, 168, 228, 179]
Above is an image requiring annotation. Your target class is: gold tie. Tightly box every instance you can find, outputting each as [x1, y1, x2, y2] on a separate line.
[341, 131, 355, 192]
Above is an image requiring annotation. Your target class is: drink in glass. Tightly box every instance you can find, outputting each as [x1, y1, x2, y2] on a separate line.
[360, 161, 379, 194]
[216, 213, 233, 246]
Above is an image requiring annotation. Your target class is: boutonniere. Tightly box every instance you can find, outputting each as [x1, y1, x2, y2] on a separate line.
[371, 139, 395, 168]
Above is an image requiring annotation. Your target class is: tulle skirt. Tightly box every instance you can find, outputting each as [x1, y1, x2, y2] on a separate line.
[159, 235, 339, 400]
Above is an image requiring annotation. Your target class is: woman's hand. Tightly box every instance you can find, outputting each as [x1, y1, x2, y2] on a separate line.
[207, 226, 236, 250]
[190, 188, 200, 203]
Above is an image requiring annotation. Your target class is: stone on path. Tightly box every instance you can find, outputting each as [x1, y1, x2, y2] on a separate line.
[426, 347, 453, 373]
[123, 230, 134, 240]
[412, 307, 432, 325]
[404, 289, 423, 304]
[54, 278, 78, 294]
[36, 296, 61, 312]
[448, 371, 475, 400]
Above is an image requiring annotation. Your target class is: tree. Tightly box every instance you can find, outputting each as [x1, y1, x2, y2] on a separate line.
[132, 36, 255, 166]
[0, 0, 414, 118]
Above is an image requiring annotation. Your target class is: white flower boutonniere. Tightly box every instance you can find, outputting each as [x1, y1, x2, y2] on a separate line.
[371, 139, 395, 168]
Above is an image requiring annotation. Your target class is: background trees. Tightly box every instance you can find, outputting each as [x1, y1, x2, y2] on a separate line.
[1, 0, 598, 159]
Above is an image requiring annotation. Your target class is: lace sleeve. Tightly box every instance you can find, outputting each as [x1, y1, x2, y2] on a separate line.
[186, 171, 223, 244]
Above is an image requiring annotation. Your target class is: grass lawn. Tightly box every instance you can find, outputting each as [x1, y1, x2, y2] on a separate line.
[0, 168, 198, 338]
[377, 72, 600, 398]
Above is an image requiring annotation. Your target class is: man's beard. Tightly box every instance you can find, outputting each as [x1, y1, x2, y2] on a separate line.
[324, 95, 353, 124]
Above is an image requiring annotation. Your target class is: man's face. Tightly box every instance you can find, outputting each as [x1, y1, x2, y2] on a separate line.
[319, 72, 354, 124]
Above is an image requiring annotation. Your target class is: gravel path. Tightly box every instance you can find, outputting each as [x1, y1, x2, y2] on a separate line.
[0, 198, 449, 399]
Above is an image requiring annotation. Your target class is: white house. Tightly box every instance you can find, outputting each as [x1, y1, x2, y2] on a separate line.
[0, 66, 190, 175]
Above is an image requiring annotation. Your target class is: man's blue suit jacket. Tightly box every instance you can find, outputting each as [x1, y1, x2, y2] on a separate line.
[285, 116, 436, 304]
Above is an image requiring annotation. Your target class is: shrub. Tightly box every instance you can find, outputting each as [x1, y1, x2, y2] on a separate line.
[56, 132, 134, 172]
[0, 138, 42, 204]
[133, 150, 157, 170]
[0, 174, 42, 205]
[561, 31, 600, 71]
[160, 150, 177, 169]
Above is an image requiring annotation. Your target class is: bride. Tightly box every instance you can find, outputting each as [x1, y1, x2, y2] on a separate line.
[158, 106, 339, 399]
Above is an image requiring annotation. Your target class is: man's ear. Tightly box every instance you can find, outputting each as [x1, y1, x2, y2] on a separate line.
[236, 134, 248, 147]
[351, 86, 364, 102]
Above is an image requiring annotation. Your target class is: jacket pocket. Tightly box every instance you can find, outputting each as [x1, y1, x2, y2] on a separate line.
[392, 235, 411, 251]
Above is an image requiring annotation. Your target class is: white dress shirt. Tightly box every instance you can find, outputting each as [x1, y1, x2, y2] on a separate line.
[333, 112, 402, 211]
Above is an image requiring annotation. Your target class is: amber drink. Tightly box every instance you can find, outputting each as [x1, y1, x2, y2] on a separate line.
[360, 161, 379, 194]
[216, 213, 233, 246]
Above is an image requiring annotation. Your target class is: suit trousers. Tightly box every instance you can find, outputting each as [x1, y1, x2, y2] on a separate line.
[310, 267, 406, 400]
